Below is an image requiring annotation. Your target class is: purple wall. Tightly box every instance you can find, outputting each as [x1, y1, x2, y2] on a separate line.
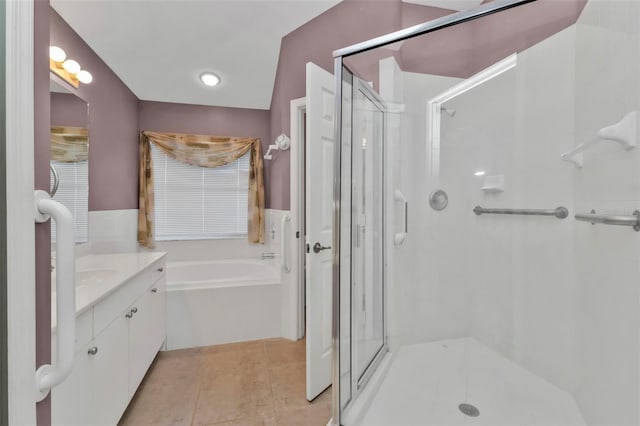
[268, 0, 586, 210]
[398, 0, 587, 78]
[50, 9, 139, 211]
[269, 0, 409, 210]
[34, 0, 51, 423]
[139, 101, 272, 206]
[50, 92, 87, 128]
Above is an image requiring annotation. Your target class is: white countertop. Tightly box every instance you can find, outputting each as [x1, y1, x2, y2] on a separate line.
[52, 251, 166, 329]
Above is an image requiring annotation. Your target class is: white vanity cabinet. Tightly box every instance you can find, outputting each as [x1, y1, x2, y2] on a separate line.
[52, 254, 166, 426]
[128, 275, 166, 396]
[88, 313, 130, 426]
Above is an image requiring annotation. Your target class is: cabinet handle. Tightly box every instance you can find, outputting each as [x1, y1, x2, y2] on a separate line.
[157, 267, 164, 272]
[151, 287, 158, 293]
[131, 307, 138, 314]
[87, 347, 98, 356]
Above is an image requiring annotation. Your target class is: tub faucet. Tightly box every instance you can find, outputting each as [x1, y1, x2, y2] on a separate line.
[261, 252, 276, 260]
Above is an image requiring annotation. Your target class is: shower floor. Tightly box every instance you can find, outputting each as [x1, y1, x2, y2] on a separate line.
[359, 338, 585, 426]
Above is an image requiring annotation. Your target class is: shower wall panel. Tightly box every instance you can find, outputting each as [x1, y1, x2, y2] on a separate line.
[573, 1, 640, 424]
[379, 60, 462, 347]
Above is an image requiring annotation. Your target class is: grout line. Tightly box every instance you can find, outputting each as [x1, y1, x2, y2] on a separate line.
[262, 339, 280, 425]
[190, 352, 204, 426]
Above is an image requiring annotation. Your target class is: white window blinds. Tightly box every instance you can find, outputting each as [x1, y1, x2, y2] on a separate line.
[50, 160, 89, 243]
[151, 143, 249, 240]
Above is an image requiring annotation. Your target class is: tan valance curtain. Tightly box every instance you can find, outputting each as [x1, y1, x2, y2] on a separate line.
[138, 131, 265, 247]
[51, 126, 89, 162]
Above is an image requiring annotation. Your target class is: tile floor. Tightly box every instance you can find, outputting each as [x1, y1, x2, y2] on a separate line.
[119, 338, 331, 426]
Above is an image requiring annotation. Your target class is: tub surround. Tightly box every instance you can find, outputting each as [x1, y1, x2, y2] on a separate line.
[87, 209, 139, 253]
[154, 209, 290, 264]
[152, 209, 296, 350]
[165, 259, 281, 350]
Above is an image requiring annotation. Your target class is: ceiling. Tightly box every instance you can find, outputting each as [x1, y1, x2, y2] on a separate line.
[51, 0, 488, 110]
[51, 0, 341, 110]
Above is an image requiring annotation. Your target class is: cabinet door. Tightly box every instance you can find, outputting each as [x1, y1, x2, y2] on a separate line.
[127, 289, 156, 397]
[149, 275, 166, 351]
[91, 313, 129, 425]
[51, 345, 93, 426]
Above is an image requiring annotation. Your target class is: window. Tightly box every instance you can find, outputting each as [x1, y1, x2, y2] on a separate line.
[151, 143, 249, 240]
[51, 160, 89, 243]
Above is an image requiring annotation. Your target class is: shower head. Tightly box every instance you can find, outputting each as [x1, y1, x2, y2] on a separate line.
[441, 107, 456, 117]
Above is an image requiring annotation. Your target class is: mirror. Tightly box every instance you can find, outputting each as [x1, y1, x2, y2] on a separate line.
[50, 78, 89, 244]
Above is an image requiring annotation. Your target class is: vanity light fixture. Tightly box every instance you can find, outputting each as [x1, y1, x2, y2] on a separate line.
[200, 72, 220, 87]
[49, 46, 66, 62]
[77, 70, 93, 84]
[61, 59, 80, 74]
[49, 46, 93, 88]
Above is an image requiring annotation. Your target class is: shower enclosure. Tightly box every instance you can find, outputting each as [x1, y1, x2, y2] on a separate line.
[332, 0, 640, 425]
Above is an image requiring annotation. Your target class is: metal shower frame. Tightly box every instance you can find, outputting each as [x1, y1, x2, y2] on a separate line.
[330, 0, 537, 424]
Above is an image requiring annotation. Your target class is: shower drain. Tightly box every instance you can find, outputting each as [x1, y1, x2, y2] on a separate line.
[458, 403, 480, 417]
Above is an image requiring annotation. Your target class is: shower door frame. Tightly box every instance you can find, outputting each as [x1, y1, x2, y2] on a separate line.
[349, 77, 388, 395]
[330, 0, 538, 424]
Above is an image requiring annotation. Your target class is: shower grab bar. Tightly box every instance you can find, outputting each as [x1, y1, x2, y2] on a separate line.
[34, 190, 76, 401]
[575, 210, 640, 231]
[473, 206, 569, 219]
[394, 189, 408, 245]
[281, 215, 291, 273]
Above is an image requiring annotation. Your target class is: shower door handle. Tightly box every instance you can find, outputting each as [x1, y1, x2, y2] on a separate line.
[313, 242, 331, 253]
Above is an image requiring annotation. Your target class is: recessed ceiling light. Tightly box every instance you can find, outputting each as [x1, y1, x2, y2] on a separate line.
[474, 170, 486, 176]
[200, 72, 220, 87]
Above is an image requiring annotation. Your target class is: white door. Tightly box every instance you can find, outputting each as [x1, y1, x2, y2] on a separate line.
[5, 0, 38, 423]
[305, 62, 335, 401]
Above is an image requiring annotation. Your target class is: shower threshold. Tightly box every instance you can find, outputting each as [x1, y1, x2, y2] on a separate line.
[357, 338, 585, 426]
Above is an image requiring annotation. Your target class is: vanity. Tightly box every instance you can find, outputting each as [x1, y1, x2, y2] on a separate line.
[51, 252, 167, 426]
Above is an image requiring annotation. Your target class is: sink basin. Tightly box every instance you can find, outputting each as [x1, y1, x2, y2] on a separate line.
[52, 268, 119, 288]
[75, 269, 118, 286]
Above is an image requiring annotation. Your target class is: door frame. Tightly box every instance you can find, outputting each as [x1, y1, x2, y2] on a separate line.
[5, 0, 38, 423]
[289, 97, 306, 340]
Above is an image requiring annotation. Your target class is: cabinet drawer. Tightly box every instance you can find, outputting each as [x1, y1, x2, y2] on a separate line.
[93, 259, 165, 336]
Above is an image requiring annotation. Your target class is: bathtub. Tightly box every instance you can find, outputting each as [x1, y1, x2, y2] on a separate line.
[165, 259, 282, 350]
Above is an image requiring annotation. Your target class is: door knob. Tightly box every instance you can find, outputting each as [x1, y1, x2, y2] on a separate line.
[313, 242, 331, 253]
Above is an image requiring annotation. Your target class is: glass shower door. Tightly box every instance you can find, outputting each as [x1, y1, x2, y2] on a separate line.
[351, 78, 386, 389]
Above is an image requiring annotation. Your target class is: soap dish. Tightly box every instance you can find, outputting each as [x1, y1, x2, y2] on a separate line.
[481, 174, 504, 193]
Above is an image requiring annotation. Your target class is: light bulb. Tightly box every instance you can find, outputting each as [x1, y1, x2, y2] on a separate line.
[474, 170, 486, 176]
[62, 59, 81, 74]
[49, 46, 66, 62]
[77, 70, 93, 84]
[200, 72, 220, 87]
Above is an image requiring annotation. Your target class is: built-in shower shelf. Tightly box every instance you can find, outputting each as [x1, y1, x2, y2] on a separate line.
[561, 111, 638, 168]
[481, 174, 504, 193]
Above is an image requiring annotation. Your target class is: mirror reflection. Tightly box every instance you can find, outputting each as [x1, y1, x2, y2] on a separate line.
[50, 78, 89, 243]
